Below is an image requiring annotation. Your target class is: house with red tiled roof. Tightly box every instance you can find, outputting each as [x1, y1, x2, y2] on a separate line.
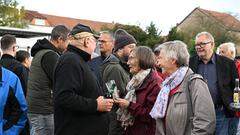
[178, 7, 240, 32]
[25, 10, 50, 26]
[201, 9, 240, 32]
[176, 7, 240, 53]
[0, 10, 115, 50]
[25, 10, 115, 31]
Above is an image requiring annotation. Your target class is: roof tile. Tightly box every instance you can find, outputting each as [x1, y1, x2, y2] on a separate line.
[25, 10, 114, 32]
[200, 8, 240, 31]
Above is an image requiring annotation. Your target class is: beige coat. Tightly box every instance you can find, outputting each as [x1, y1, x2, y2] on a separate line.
[155, 70, 216, 135]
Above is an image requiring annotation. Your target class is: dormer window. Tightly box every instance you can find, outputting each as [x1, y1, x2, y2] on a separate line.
[35, 18, 46, 25]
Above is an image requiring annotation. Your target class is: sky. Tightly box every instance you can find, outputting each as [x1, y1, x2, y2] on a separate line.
[18, 0, 240, 35]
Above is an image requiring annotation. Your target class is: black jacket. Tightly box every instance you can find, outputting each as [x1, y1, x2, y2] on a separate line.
[189, 53, 238, 117]
[0, 54, 28, 96]
[31, 38, 60, 81]
[53, 45, 109, 135]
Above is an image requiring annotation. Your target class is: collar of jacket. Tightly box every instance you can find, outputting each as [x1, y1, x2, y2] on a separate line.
[67, 45, 91, 61]
[137, 69, 155, 91]
[1, 54, 15, 60]
[197, 53, 216, 64]
[114, 53, 130, 74]
[31, 38, 61, 57]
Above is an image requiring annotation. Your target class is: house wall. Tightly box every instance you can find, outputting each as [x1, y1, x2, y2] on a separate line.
[177, 9, 203, 31]
[177, 9, 240, 55]
[177, 9, 226, 33]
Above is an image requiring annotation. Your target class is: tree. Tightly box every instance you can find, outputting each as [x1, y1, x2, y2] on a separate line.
[0, 0, 28, 28]
[101, 23, 148, 46]
[101, 22, 164, 49]
[145, 21, 164, 48]
[146, 22, 159, 38]
[167, 26, 184, 41]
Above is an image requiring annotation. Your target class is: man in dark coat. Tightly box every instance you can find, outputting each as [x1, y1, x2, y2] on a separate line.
[189, 32, 239, 135]
[102, 29, 137, 135]
[53, 23, 114, 135]
[0, 34, 28, 96]
[89, 31, 114, 88]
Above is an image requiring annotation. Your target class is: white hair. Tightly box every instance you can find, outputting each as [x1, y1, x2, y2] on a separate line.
[195, 32, 215, 43]
[160, 40, 189, 67]
[154, 44, 163, 52]
[219, 42, 236, 57]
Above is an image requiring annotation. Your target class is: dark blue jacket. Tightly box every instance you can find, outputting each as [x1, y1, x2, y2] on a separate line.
[88, 55, 106, 88]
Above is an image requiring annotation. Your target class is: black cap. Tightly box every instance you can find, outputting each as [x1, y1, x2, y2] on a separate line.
[70, 23, 99, 39]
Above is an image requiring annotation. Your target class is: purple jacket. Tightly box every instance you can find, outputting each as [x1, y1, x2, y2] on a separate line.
[125, 70, 163, 135]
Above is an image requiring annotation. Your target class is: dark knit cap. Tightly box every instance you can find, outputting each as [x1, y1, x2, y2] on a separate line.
[114, 29, 137, 52]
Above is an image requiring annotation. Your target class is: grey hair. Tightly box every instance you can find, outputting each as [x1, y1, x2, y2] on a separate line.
[160, 40, 189, 67]
[154, 44, 163, 52]
[195, 31, 215, 43]
[153, 44, 163, 56]
[99, 31, 114, 41]
[219, 42, 236, 57]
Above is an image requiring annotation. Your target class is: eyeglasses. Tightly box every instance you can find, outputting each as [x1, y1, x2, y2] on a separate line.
[195, 41, 212, 48]
[13, 45, 19, 49]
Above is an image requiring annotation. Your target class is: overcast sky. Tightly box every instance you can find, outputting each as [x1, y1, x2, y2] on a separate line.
[18, 0, 240, 35]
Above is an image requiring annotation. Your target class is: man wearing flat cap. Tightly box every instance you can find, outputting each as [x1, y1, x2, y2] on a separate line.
[53, 23, 114, 135]
[102, 29, 137, 135]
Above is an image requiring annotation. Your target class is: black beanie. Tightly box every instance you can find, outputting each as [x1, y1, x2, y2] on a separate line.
[114, 29, 137, 52]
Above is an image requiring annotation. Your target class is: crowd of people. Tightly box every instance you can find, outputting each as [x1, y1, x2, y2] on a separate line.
[0, 23, 240, 135]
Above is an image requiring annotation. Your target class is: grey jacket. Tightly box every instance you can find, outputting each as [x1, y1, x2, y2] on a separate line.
[27, 49, 57, 114]
[102, 54, 131, 135]
[102, 54, 130, 98]
[155, 69, 216, 135]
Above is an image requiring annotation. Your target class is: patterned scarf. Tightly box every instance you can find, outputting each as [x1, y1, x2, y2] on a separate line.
[117, 68, 151, 130]
[150, 67, 188, 119]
